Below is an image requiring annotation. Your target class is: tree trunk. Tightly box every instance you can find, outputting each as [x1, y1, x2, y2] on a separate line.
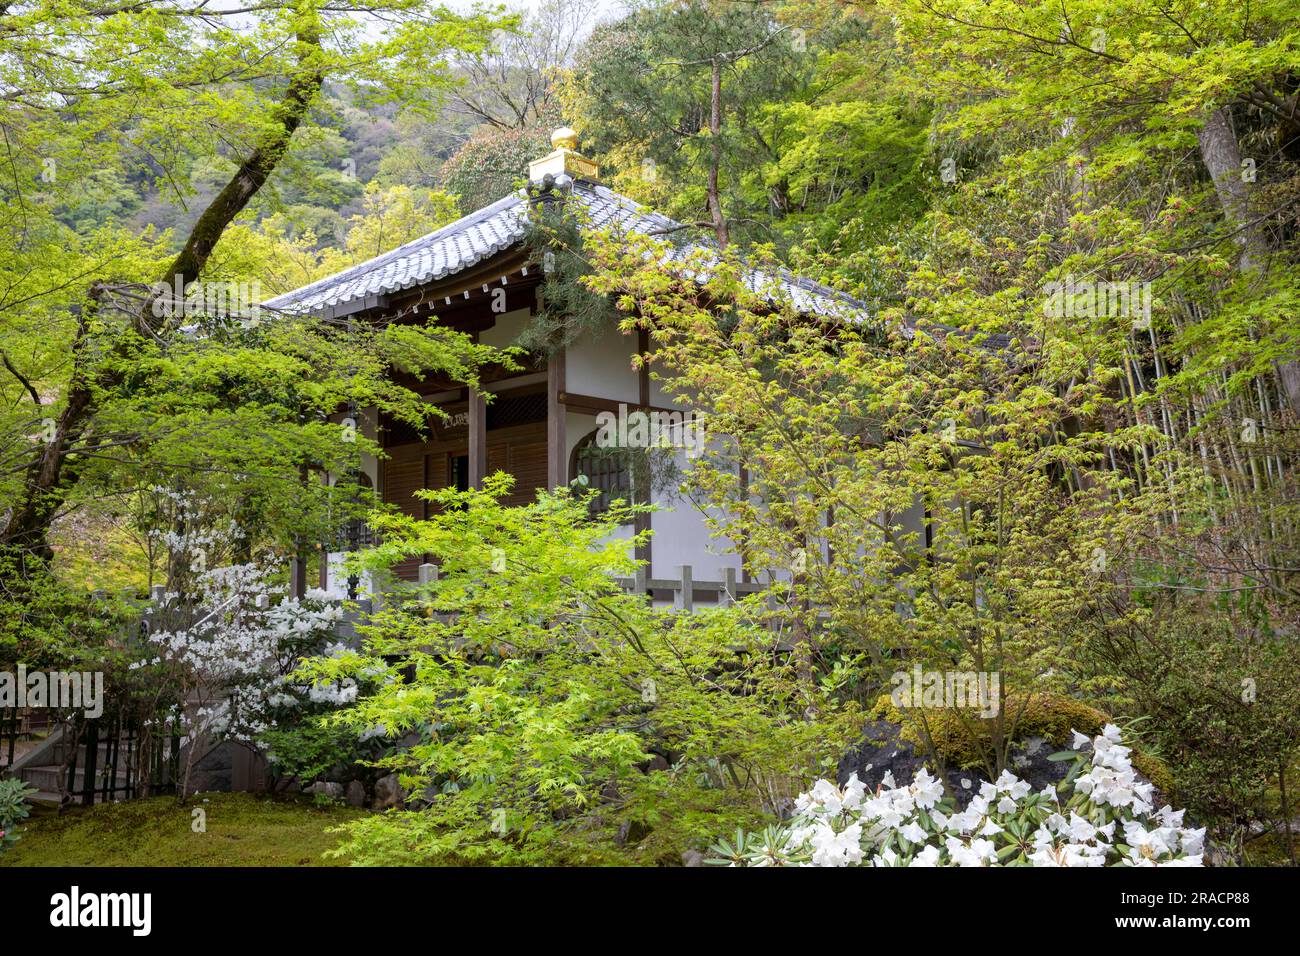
[707, 57, 729, 250]
[1, 290, 106, 564]
[1197, 106, 1300, 415]
[1197, 107, 1262, 271]
[164, 24, 323, 293]
[1280, 758, 1296, 866]
[0, 21, 324, 561]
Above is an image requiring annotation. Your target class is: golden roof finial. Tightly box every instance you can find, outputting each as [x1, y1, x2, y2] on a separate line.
[551, 127, 580, 151]
[530, 125, 599, 183]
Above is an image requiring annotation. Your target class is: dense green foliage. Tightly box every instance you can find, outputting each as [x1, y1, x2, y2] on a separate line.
[565, 0, 929, 249]
[566, 0, 1300, 860]
[294, 476, 855, 864]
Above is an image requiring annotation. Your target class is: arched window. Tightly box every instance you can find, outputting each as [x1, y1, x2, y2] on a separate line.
[569, 429, 637, 521]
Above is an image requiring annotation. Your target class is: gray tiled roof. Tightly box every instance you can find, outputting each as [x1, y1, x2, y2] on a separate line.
[263, 177, 872, 323]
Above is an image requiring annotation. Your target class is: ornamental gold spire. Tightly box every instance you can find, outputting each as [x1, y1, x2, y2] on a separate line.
[529, 126, 600, 182]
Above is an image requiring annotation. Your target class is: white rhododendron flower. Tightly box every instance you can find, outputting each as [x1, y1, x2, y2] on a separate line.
[900, 821, 928, 844]
[144, 560, 348, 749]
[710, 726, 1203, 868]
[910, 845, 940, 867]
[911, 768, 944, 809]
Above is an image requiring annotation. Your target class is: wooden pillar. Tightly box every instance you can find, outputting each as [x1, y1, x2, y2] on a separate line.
[289, 556, 307, 599]
[720, 566, 737, 607]
[468, 388, 487, 488]
[634, 328, 652, 570]
[291, 462, 309, 598]
[738, 464, 750, 583]
[638, 328, 650, 406]
[547, 348, 566, 490]
[674, 564, 694, 613]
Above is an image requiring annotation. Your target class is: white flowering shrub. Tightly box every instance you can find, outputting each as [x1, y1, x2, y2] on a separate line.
[146, 565, 345, 738]
[709, 724, 1204, 867]
[140, 562, 348, 792]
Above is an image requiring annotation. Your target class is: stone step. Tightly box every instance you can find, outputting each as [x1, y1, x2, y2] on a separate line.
[39, 738, 142, 768]
[20, 763, 130, 794]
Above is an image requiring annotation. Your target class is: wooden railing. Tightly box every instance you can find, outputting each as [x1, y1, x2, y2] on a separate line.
[613, 565, 767, 611]
[410, 562, 766, 613]
[71, 564, 771, 655]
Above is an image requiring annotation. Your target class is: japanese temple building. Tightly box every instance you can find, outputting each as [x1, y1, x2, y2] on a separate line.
[264, 129, 874, 599]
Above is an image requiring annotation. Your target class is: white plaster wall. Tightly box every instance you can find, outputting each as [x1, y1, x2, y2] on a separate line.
[565, 408, 636, 557]
[648, 450, 743, 582]
[324, 553, 374, 600]
[565, 322, 639, 403]
[479, 306, 531, 348]
[565, 409, 599, 464]
[896, 498, 928, 556]
[648, 366, 692, 411]
[327, 405, 379, 488]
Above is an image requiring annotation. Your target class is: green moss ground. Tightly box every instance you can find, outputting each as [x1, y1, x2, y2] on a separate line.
[0, 792, 367, 867]
[1243, 832, 1298, 867]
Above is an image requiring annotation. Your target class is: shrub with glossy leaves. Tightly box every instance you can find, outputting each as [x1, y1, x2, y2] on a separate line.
[0, 778, 36, 853]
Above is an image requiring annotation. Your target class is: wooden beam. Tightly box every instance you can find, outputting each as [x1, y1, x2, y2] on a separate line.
[384, 251, 535, 318]
[389, 358, 544, 396]
[674, 565, 693, 612]
[547, 349, 566, 490]
[556, 390, 680, 417]
[394, 283, 541, 331]
[720, 566, 737, 606]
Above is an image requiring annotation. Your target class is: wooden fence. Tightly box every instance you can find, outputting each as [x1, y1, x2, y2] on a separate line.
[1, 703, 179, 806]
[64, 707, 180, 805]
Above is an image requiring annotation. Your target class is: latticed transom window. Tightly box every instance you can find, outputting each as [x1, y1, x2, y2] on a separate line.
[487, 390, 547, 429]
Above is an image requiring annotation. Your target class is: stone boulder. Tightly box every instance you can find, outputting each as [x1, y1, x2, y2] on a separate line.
[308, 781, 345, 800]
[372, 773, 406, 811]
[837, 718, 1158, 810]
